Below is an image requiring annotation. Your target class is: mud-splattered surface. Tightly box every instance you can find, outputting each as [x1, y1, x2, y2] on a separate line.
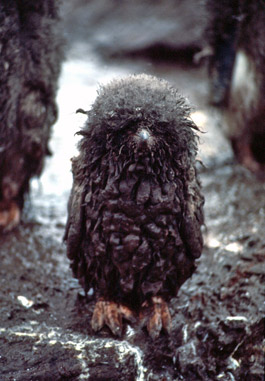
[0, 1, 264, 380]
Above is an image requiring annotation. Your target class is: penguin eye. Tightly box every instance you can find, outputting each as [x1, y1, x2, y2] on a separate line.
[118, 119, 139, 132]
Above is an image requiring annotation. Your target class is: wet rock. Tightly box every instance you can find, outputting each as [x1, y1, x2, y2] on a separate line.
[0, 324, 143, 381]
[62, 0, 207, 61]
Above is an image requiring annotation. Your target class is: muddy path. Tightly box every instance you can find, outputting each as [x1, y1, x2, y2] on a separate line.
[0, 2, 264, 380]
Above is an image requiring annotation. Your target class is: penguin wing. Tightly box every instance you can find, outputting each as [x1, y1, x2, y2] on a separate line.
[64, 177, 86, 260]
[180, 174, 204, 259]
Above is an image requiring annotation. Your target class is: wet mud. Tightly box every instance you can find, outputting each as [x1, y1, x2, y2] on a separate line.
[0, 1, 264, 380]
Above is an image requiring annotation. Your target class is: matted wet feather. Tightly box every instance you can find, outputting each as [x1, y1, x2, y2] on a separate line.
[65, 74, 204, 336]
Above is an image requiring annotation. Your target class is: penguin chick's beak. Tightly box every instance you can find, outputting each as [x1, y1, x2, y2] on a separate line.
[132, 128, 154, 151]
[138, 129, 150, 141]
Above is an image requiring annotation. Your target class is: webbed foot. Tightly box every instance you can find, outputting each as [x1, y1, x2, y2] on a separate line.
[140, 296, 172, 339]
[0, 201, 20, 232]
[91, 299, 136, 336]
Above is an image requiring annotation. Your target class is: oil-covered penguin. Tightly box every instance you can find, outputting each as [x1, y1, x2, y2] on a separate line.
[65, 74, 204, 338]
[0, 0, 63, 231]
[206, 0, 265, 177]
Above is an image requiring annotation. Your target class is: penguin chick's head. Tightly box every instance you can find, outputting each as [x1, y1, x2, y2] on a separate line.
[78, 74, 199, 158]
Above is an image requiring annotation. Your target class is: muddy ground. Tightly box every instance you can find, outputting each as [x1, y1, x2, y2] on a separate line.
[0, 1, 264, 380]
